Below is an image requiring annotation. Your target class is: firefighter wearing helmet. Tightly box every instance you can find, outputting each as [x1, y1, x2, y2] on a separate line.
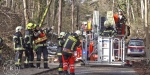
[62, 30, 81, 75]
[118, 9, 127, 28]
[57, 32, 66, 75]
[33, 24, 54, 69]
[13, 26, 25, 68]
[100, 20, 116, 37]
[24, 23, 35, 68]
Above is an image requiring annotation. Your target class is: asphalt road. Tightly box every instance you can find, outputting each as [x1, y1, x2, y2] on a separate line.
[75, 65, 139, 75]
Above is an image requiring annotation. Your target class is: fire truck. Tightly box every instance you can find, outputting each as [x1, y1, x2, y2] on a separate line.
[77, 10, 131, 66]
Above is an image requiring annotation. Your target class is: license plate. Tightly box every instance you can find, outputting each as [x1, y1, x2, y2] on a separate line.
[134, 49, 139, 52]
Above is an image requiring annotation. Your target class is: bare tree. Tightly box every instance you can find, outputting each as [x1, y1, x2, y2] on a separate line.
[47, 0, 50, 27]
[58, 0, 62, 35]
[144, 0, 150, 59]
[23, 0, 29, 28]
[72, 0, 74, 32]
[126, 0, 130, 26]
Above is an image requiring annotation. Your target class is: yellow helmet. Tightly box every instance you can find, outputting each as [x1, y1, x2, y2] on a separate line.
[26, 23, 34, 29]
[33, 24, 39, 29]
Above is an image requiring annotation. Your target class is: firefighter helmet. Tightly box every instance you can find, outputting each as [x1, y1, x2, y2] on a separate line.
[16, 26, 23, 32]
[118, 9, 123, 15]
[75, 30, 81, 36]
[33, 24, 39, 29]
[26, 23, 34, 29]
[58, 32, 66, 38]
[104, 21, 111, 27]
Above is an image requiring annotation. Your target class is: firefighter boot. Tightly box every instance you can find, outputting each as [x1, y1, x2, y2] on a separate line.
[36, 63, 41, 69]
[29, 63, 36, 68]
[24, 64, 29, 68]
[44, 63, 50, 69]
[59, 72, 64, 75]
[16, 65, 23, 69]
[70, 73, 75, 75]
[63, 70, 69, 75]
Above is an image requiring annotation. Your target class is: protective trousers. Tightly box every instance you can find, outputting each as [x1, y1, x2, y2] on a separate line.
[15, 50, 23, 67]
[36, 46, 48, 68]
[57, 47, 63, 74]
[58, 55, 63, 73]
[24, 48, 34, 67]
[62, 52, 75, 75]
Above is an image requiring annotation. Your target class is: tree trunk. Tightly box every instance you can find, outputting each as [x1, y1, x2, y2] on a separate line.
[47, 0, 50, 27]
[131, 5, 135, 21]
[72, 0, 74, 33]
[31, 0, 34, 19]
[126, 0, 130, 26]
[76, 5, 79, 30]
[58, 0, 62, 35]
[144, 0, 150, 60]
[141, 0, 144, 19]
[23, 0, 29, 28]
[112, 0, 114, 12]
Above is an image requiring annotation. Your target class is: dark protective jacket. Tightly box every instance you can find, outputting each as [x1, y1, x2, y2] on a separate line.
[13, 32, 25, 50]
[57, 38, 65, 55]
[24, 29, 34, 48]
[63, 34, 81, 51]
[100, 27, 116, 37]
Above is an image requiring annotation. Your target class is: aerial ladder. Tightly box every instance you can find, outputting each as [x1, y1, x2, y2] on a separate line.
[80, 10, 130, 66]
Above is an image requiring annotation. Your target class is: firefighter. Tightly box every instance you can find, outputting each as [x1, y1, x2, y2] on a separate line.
[24, 23, 35, 68]
[13, 26, 25, 68]
[33, 24, 54, 69]
[117, 9, 127, 28]
[62, 30, 81, 75]
[100, 20, 116, 37]
[57, 32, 66, 75]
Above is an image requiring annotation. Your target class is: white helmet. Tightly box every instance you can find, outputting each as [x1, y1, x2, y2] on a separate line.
[60, 32, 65, 37]
[58, 32, 66, 38]
[75, 30, 81, 36]
[15, 26, 23, 32]
[104, 20, 111, 27]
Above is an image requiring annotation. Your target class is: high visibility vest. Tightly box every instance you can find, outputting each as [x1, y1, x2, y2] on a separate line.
[34, 33, 47, 44]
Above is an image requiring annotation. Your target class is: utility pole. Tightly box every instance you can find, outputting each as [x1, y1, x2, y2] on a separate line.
[58, 0, 62, 35]
[145, 0, 149, 60]
[72, 0, 74, 33]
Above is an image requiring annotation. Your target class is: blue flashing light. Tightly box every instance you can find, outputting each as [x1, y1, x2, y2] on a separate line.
[83, 51, 86, 54]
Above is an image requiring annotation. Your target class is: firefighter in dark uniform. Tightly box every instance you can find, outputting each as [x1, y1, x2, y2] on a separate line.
[24, 23, 35, 68]
[33, 24, 54, 69]
[118, 9, 127, 28]
[100, 20, 116, 37]
[13, 26, 25, 68]
[62, 30, 81, 75]
[57, 32, 66, 75]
